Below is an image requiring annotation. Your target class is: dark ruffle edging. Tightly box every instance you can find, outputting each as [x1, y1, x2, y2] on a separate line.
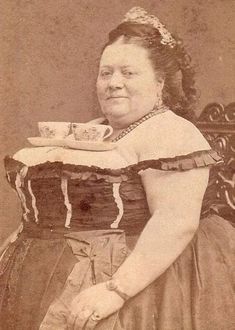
[4, 149, 223, 181]
[134, 149, 223, 172]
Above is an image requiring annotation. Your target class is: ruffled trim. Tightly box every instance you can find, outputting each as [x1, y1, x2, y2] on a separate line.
[4, 149, 223, 181]
[62, 170, 129, 183]
[3, 156, 131, 183]
[134, 149, 223, 172]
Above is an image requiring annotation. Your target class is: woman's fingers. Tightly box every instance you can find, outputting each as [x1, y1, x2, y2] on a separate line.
[68, 308, 93, 329]
[75, 311, 94, 329]
[67, 304, 102, 329]
[84, 313, 101, 329]
[79, 309, 94, 320]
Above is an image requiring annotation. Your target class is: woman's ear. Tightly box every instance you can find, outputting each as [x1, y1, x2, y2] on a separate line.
[155, 77, 165, 106]
[156, 77, 165, 95]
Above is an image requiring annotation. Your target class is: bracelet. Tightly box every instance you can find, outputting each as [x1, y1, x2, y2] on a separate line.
[106, 279, 130, 301]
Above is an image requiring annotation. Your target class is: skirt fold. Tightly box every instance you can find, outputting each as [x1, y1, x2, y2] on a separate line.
[0, 215, 234, 330]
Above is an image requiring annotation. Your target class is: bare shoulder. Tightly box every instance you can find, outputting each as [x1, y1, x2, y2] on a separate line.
[137, 110, 210, 160]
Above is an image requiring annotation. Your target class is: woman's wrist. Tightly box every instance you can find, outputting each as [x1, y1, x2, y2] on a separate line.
[105, 278, 131, 302]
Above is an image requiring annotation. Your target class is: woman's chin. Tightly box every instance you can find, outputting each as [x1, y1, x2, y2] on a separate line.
[103, 107, 130, 119]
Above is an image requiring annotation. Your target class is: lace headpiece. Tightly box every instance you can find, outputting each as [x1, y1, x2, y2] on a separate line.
[123, 7, 176, 48]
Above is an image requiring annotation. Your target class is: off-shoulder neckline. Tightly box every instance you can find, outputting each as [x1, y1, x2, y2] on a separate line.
[4, 149, 223, 177]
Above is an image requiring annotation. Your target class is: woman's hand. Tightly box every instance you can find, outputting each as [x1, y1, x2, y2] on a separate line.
[68, 282, 124, 328]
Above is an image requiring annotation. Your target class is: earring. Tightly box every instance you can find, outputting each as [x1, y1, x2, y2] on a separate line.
[155, 91, 163, 108]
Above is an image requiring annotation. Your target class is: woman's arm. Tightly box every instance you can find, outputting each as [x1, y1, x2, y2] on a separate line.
[112, 167, 209, 297]
[68, 166, 210, 324]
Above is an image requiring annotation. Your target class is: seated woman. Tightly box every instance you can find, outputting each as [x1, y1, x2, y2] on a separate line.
[1, 7, 234, 330]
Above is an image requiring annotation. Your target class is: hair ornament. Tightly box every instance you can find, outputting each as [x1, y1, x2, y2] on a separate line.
[123, 7, 177, 48]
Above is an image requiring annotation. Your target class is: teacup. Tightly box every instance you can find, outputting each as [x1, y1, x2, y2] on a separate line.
[72, 123, 113, 142]
[38, 122, 71, 139]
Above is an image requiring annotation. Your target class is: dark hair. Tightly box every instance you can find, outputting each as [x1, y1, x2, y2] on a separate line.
[103, 22, 197, 121]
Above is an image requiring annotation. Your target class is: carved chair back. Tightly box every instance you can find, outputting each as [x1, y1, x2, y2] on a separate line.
[197, 102, 235, 224]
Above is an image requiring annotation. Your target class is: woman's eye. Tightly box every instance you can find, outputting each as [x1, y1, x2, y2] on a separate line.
[123, 71, 135, 77]
[100, 71, 112, 78]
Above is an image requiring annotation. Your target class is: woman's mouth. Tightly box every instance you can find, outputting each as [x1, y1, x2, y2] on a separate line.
[106, 96, 128, 100]
[106, 96, 128, 101]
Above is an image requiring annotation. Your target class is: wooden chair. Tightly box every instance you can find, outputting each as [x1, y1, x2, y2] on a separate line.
[197, 102, 235, 224]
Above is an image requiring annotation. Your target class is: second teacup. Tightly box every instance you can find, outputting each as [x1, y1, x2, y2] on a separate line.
[72, 123, 113, 142]
[38, 122, 71, 139]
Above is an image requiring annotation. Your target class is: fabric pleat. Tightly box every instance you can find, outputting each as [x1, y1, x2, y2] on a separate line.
[1, 150, 234, 330]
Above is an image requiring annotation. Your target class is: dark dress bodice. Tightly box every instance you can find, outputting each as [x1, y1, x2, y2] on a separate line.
[2, 150, 235, 330]
[4, 149, 222, 237]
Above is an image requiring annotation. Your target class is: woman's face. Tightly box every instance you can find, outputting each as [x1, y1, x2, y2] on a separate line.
[96, 41, 164, 128]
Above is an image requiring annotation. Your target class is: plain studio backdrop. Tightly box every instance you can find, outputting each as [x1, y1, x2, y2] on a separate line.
[0, 0, 234, 243]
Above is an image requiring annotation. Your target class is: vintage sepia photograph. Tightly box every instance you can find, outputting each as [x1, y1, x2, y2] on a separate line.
[0, 1, 234, 329]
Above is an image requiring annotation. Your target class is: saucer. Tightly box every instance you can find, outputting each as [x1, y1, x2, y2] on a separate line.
[27, 137, 117, 151]
[27, 137, 66, 147]
[65, 139, 117, 151]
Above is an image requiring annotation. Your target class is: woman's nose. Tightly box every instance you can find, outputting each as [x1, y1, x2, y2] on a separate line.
[108, 72, 124, 89]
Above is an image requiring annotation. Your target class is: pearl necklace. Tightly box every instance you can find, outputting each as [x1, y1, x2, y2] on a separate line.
[111, 105, 169, 142]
